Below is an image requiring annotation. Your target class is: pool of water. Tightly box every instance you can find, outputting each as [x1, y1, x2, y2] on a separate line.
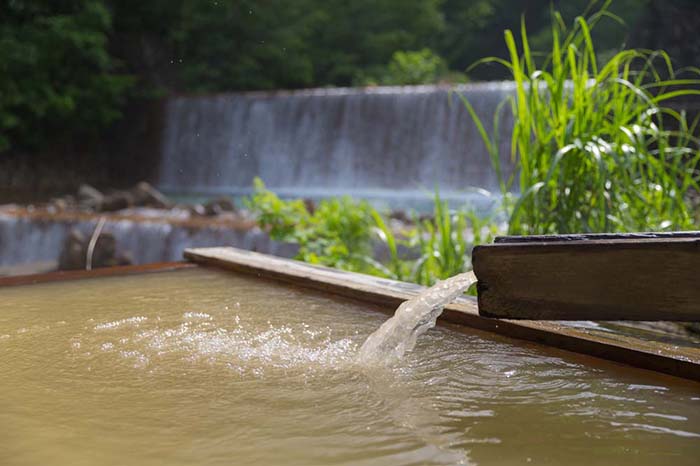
[1, 268, 698, 465]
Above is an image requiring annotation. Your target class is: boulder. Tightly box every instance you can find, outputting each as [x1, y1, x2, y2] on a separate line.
[57, 229, 133, 271]
[77, 184, 104, 210]
[131, 182, 172, 209]
[203, 196, 236, 216]
[57, 230, 87, 270]
[187, 204, 207, 216]
[99, 191, 135, 212]
[303, 198, 316, 215]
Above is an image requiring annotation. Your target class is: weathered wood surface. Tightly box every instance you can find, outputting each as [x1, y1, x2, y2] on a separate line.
[185, 246, 700, 382]
[473, 236, 700, 321]
[494, 231, 700, 243]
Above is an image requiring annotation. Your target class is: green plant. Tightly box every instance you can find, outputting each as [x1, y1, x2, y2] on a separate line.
[245, 178, 377, 273]
[246, 180, 502, 287]
[461, 0, 700, 235]
[408, 193, 499, 286]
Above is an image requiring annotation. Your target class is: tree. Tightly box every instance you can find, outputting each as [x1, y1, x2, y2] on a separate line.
[0, 0, 133, 151]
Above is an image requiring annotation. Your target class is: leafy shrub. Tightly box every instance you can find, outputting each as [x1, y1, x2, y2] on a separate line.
[246, 179, 501, 287]
[356, 49, 468, 86]
[245, 178, 377, 273]
[461, 1, 700, 234]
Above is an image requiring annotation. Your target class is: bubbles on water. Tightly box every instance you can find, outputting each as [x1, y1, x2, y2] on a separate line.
[182, 311, 212, 321]
[94, 316, 148, 331]
[79, 310, 360, 377]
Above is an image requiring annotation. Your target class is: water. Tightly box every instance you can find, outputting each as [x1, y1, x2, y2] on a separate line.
[0, 210, 296, 269]
[158, 84, 515, 203]
[1, 268, 699, 465]
[358, 272, 477, 364]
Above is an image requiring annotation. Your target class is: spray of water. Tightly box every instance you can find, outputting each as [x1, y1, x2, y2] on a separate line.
[357, 271, 477, 365]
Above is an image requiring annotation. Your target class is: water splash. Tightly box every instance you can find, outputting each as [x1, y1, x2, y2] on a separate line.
[357, 272, 477, 365]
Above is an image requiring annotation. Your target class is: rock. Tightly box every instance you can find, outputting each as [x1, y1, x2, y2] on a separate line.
[187, 204, 207, 216]
[57, 230, 87, 270]
[99, 191, 135, 212]
[48, 195, 76, 212]
[203, 196, 236, 216]
[131, 182, 171, 209]
[89, 233, 118, 268]
[57, 229, 133, 271]
[389, 210, 412, 224]
[114, 252, 134, 267]
[303, 198, 316, 215]
[77, 184, 104, 210]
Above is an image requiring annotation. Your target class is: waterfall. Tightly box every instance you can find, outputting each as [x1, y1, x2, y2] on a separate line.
[158, 83, 515, 204]
[0, 210, 296, 272]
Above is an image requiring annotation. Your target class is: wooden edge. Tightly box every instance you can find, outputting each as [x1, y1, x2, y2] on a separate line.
[495, 231, 700, 243]
[185, 246, 700, 383]
[0, 262, 195, 287]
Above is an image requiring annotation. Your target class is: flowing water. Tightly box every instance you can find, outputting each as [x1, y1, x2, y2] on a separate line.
[1, 268, 699, 465]
[158, 84, 515, 202]
[0, 210, 297, 270]
[358, 272, 477, 365]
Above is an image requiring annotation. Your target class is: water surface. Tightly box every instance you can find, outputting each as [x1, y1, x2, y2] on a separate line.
[1, 268, 698, 465]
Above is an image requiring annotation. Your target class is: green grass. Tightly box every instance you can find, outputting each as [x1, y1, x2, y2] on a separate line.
[460, 0, 700, 235]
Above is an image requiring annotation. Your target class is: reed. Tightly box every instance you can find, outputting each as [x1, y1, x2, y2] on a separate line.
[460, 0, 700, 235]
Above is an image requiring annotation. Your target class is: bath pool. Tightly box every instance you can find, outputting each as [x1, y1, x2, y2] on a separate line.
[1, 267, 698, 465]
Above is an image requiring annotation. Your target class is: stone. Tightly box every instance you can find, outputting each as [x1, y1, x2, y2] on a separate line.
[99, 191, 135, 212]
[131, 182, 172, 209]
[77, 184, 104, 210]
[203, 196, 236, 216]
[89, 233, 118, 268]
[303, 198, 316, 215]
[57, 229, 133, 271]
[57, 230, 87, 270]
[187, 204, 207, 216]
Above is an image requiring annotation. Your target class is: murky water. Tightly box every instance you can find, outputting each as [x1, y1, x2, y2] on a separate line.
[1, 268, 698, 466]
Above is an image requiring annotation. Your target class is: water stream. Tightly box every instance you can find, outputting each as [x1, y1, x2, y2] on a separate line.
[158, 84, 515, 203]
[358, 272, 477, 365]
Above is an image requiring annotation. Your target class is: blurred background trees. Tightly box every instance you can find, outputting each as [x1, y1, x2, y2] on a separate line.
[1, 0, 698, 152]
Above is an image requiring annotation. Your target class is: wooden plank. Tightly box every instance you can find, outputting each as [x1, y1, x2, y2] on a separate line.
[494, 231, 700, 243]
[185, 246, 700, 382]
[473, 237, 700, 321]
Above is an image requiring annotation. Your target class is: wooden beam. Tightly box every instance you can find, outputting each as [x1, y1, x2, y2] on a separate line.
[185, 246, 700, 382]
[473, 234, 700, 321]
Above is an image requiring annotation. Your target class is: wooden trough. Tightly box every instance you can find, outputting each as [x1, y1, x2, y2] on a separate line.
[183, 247, 700, 383]
[473, 232, 700, 321]
[2, 246, 699, 383]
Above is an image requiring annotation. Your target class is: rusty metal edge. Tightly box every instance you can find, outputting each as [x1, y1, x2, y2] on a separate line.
[0, 262, 195, 287]
[184, 247, 700, 384]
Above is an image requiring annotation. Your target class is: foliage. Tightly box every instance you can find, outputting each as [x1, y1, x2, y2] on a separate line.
[461, 0, 700, 235]
[168, 0, 319, 91]
[246, 180, 501, 288]
[409, 195, 499, 286]
[309, 0, 445, 86]
[245, 178, 377, 273]
[440, 0, 649, 81]
[4, 0, 699, 153]
[0, 0, 133, 151]
[356, 49, 459, 86]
